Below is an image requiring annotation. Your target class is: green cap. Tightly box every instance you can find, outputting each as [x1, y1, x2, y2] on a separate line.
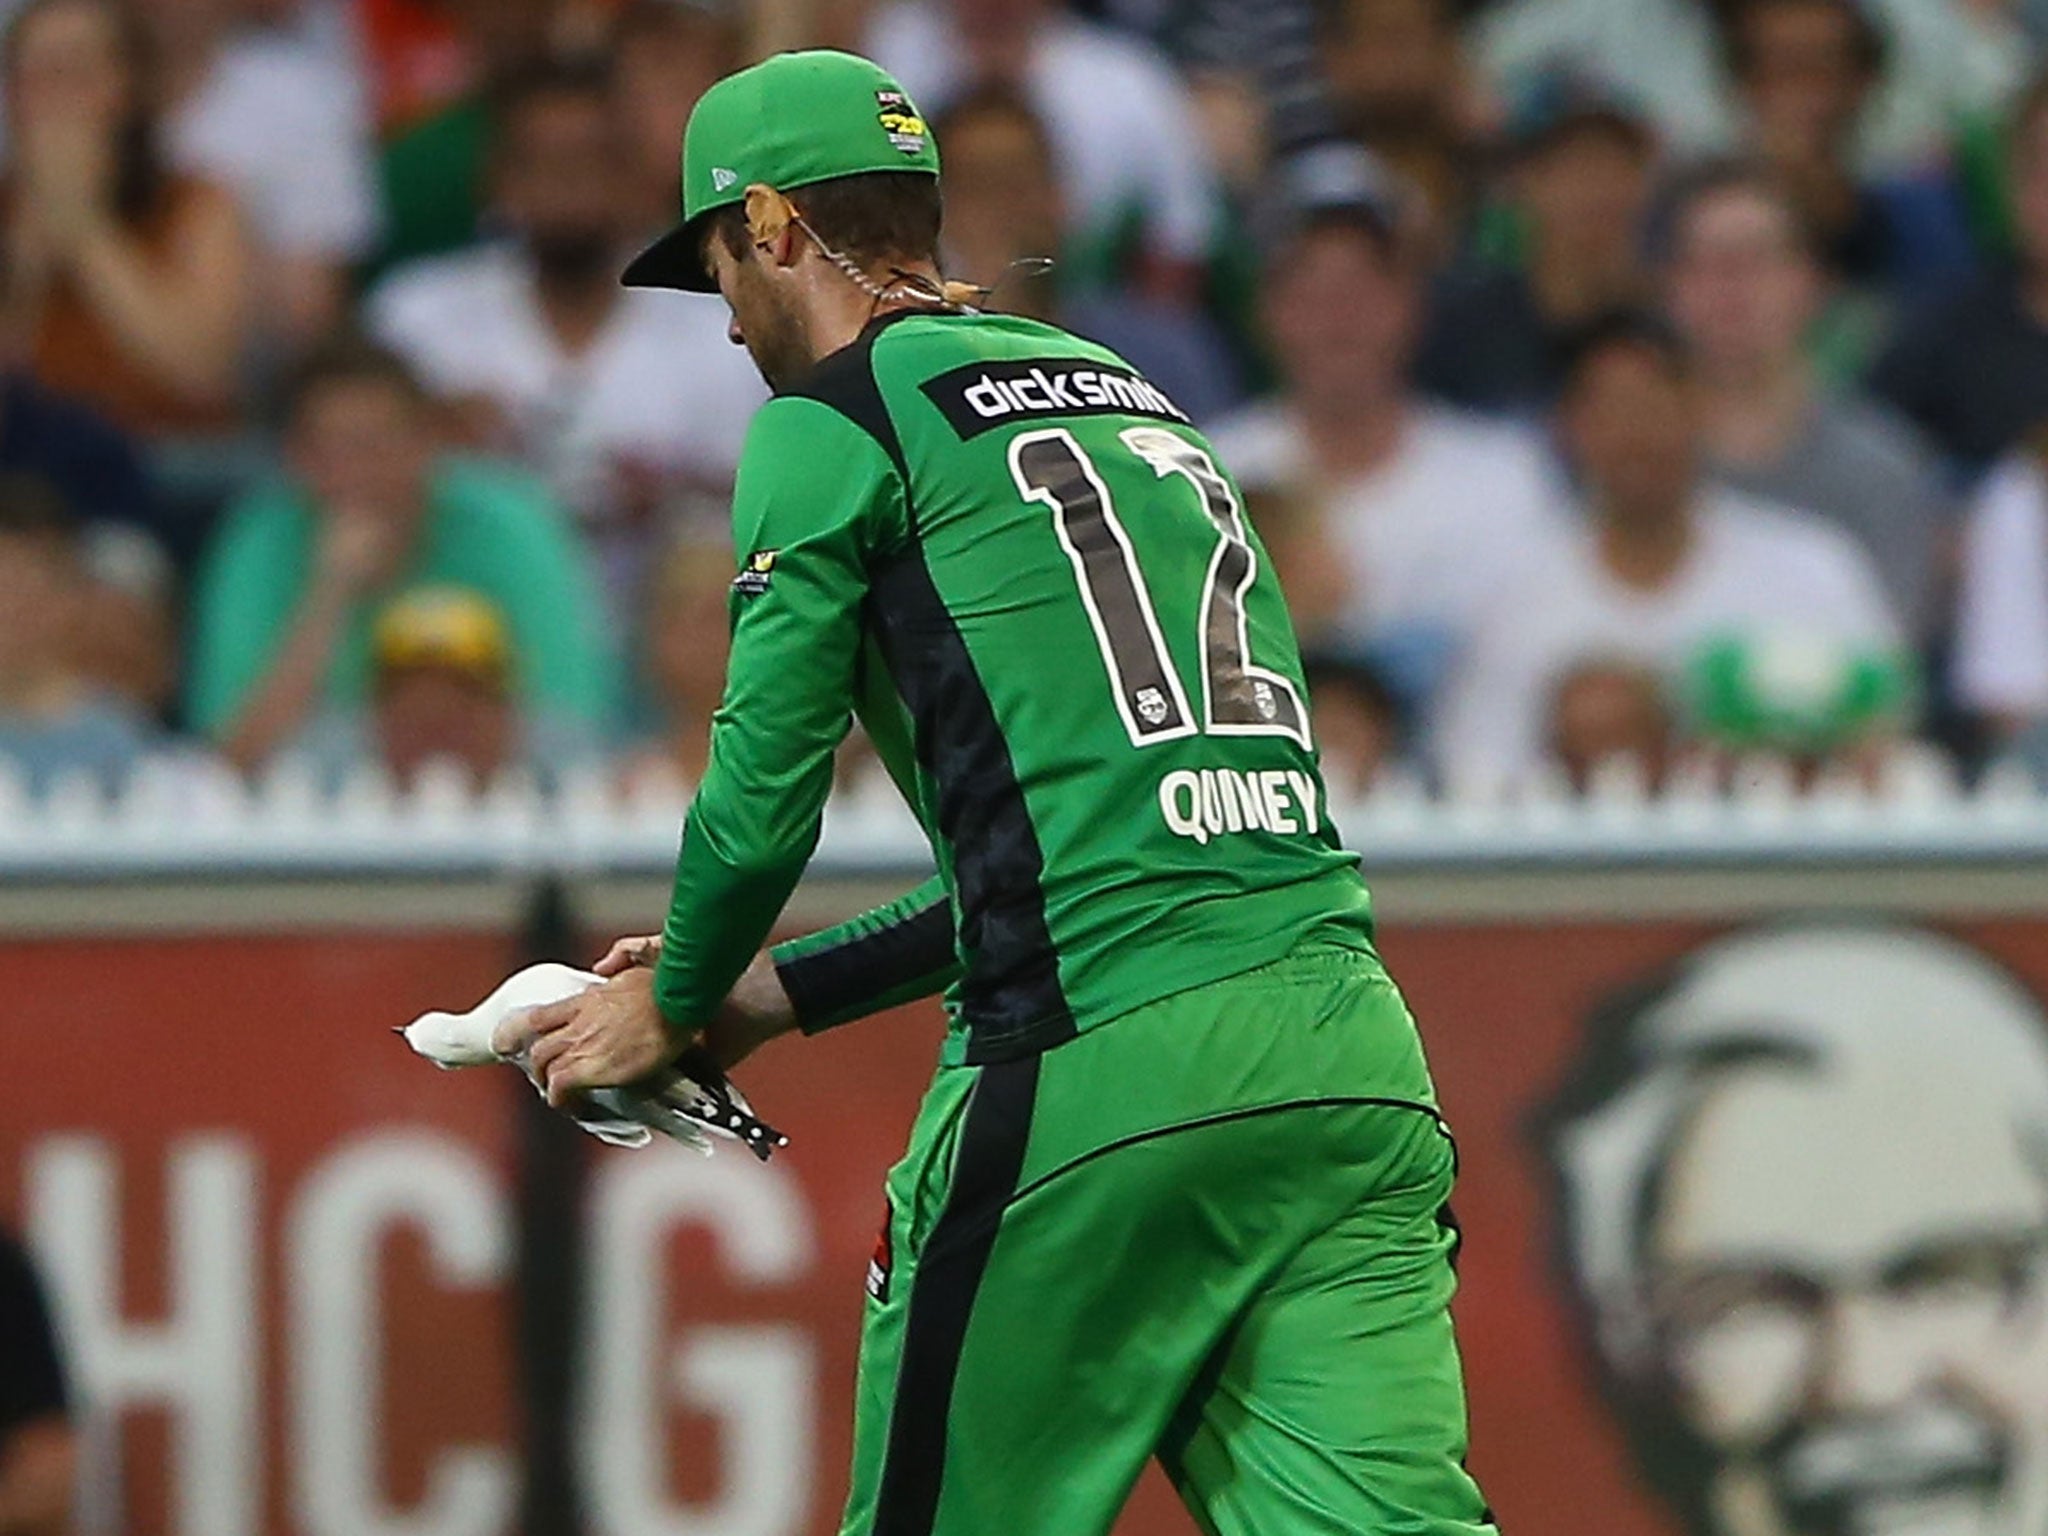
[1682, 633, 1917, 755]
[622, 50, 940, 293]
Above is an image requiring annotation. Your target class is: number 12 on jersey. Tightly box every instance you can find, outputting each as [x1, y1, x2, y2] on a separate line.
[1009, 426, 1311, 751]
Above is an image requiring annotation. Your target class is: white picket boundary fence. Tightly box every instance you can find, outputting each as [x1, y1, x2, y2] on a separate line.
[3, 746, 2046, 879]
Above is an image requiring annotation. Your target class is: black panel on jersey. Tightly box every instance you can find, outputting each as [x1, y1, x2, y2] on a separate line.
[780, 308, 1074, 1059]
[870, 1053, 1040, 1535]
[778, 893, 956, 1028]
[868, 550, 1077, 1061]
[783, 311, 915, 484]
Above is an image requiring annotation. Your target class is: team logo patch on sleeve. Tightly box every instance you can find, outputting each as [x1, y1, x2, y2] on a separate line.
[732, 549, 777, 597]
[876, 90, 928, 156]
[920, 358, 1191, 439]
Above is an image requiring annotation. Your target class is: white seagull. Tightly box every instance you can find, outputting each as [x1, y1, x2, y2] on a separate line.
[400, 962, 787, 1158]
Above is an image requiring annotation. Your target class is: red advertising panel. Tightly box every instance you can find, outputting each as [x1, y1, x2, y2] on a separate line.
[6, 911, 2046, 1536]
[0, 933, 521, 1536]
[1388, 917, 2048, 1536]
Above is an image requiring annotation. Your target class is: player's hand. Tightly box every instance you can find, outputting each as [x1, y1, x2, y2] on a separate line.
[593, 933, 662, 977]
[501, 966, 683, 1108]
[315, 505, 408, 596]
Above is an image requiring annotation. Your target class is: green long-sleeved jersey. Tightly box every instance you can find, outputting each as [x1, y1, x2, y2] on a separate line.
[653, 309, 1374, 1065]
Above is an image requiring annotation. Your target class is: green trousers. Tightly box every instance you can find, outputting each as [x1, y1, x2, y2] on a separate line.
[837, 941, 1498, 1536]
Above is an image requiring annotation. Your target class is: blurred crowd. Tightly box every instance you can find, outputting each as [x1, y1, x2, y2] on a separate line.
[6, 0, 2048, 806]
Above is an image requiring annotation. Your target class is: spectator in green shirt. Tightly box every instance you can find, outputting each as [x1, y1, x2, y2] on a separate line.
[187, 335, 618, 772]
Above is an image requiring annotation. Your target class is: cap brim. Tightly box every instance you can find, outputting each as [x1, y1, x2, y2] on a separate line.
[622, 220, 716, 292]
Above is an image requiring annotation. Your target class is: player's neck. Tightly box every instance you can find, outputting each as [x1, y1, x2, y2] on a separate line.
[801, 258, 951, 363]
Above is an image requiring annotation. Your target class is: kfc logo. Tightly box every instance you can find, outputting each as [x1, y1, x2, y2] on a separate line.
[1541, 925, 2048, 1536]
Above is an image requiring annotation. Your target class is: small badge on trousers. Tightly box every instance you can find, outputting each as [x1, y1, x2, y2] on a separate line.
[867, 1202, 892, 1303]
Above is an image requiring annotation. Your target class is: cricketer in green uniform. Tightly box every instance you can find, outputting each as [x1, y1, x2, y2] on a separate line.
[606, 49, 1497, 1536]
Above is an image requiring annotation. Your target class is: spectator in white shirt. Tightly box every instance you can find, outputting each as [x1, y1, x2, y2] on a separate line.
[866, 0, 1221, 303]
[1438, 310, 1906, 791]
[1656, 157, 1951, 638]
[140, 0, 378, 346]
[367, 58, 766, 619]
[1208, 154, 1562, 748]
[1954, 446, 2048, 776]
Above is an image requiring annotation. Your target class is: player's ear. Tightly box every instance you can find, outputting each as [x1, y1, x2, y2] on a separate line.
[744, 183, 799, 268]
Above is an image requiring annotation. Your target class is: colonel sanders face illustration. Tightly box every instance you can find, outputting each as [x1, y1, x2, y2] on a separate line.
[1545, 927, 2048, 1536]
